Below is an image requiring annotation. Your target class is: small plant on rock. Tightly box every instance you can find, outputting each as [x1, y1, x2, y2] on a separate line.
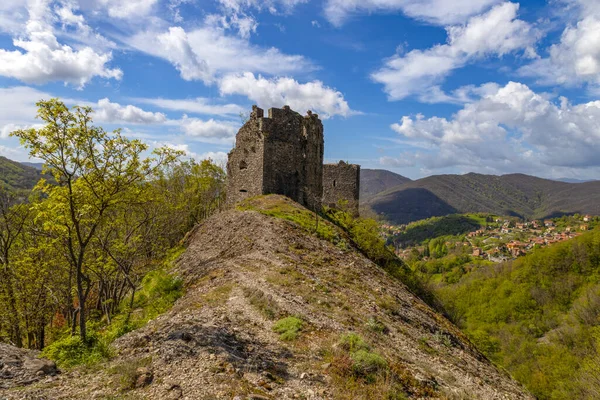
[273, 316, 304, 341]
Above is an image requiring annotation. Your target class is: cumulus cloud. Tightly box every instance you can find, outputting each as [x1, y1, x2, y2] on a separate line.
[132, 97, 244, 116]
[324, 0, 502, 27]
[0, 0, 121, 87]
[127, 25, 312, 83]
[387, 81, 600, 174]
[94, 99, 167, 124]
[519, 0, 600, 89]
[372, 2, 537, 101]
[219, 72, 355, 118]
[179, 116, 239, 142]
[0, 86, 55, 140]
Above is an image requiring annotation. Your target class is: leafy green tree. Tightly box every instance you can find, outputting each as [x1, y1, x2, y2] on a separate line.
[0, 187, 29, 346]
[11, 99, 180, 343]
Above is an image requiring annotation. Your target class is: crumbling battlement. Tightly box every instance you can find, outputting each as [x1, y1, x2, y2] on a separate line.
[226, 105, 360, 213]
[323, 161, 361, 215]
[226, 105, 324, 210]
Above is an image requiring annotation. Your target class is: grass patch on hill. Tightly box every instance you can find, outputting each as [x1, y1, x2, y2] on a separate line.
[237, 196, 345, 245]
[273, 316, 304, 341]
[42, 248, 184, 368]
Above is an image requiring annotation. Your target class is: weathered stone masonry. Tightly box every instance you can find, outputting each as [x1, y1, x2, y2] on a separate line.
[322, 161, 361, 215]
[226, 105, 360, 213]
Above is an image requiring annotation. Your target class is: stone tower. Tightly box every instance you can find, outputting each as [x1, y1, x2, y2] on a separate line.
[322, 161, 361, 215]
[226, 105, 324, 210]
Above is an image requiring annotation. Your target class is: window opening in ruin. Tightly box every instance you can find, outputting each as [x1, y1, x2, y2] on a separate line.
[251, 146, 256, 153]
[240, 190, 248, 193]
[333, 180, 336, 187]
[239, 160, 248, 170]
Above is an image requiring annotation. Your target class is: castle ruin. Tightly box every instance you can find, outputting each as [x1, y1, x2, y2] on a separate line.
[226, 105, 360, 213]
[322, 161, 361, 216]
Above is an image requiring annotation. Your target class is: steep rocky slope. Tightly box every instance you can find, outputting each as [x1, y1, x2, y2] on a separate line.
[2, 196, 531, 399]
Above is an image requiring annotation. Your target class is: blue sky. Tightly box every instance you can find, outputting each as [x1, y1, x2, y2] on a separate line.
[1, 0, 600, 180]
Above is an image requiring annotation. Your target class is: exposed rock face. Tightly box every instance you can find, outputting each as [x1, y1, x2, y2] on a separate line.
[2, 196, 533, 399]
[0, 343, 58, 390]
[323, 161, 361, 215]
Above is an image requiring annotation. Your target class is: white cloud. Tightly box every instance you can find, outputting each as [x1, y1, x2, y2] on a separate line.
[126, 25, 312, 83]
[219, 72, 355, 118]
[216, 0, 308, 14]
[323, 0, 502, 27]
[94, 0, 159, 20]
[388, 81, 600, 174]
[519, 1, 600, 88]
[180, 116, 239, 141]
[371, 2, 537, 101]
[94, 99, 167, 124]
[207, 13, 259, 39]
[0, 0, 122, 87]
[132, 97, 244, 116]
[0, 86, 55, 140]
[379, 155, 415, 167]
[154, 27, 212, 82]
[197, 151, 228, 165]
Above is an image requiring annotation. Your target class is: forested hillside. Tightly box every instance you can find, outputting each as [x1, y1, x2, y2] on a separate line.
[364, 172, 600, 224]
[359, 169, 411, 200]
[0, 100, 225, 351]
[423, 229, 600, 399]
[0, 156, 42, 191]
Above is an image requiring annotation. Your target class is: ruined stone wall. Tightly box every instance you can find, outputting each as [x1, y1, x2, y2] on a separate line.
[261, 107, 305, 205]
[226, 106, 265, 206]
[302, 111, 324, 211]
[322, 161, 361, 215]
[226, 105, 324, 210]
[262, 106, 324, 210]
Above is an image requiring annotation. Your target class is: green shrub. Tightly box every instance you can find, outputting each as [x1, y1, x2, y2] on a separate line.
[135, 269, 183, 316]
[365, 317, 387, 333]
[41, 332, 110, 368]
[43, 267, 183, 368]
[109, 357, 152, 390]
[351, 349, 388, 377]
[339, 332, 370, 352]
[273, 316, 304, 341]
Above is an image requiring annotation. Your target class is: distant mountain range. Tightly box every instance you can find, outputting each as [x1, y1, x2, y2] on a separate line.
[359, 169, 412, 200]
[0, 157, 42, 191]
[360, 170, 600, 224]
[20, 162, 44, 171]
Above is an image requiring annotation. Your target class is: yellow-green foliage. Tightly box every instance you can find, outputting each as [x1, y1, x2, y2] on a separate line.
[336, 333, 388, 381]
[41, 331, 110, 368]
[324, 208, 437, 307]
[273, 316, 304, 341]
[43, 258, 183, 368]
[351, 349, 388, 376]
[431, 229, 600, 399]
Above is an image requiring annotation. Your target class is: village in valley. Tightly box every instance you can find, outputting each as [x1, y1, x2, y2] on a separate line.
[383, 213, 599, 264]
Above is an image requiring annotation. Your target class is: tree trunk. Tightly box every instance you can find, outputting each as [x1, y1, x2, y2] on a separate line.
[76, 265, 87, 343]
[1, 268, 22, 347]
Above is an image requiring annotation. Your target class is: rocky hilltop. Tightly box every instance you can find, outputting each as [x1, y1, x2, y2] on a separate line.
[2, 195, 531, 399]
